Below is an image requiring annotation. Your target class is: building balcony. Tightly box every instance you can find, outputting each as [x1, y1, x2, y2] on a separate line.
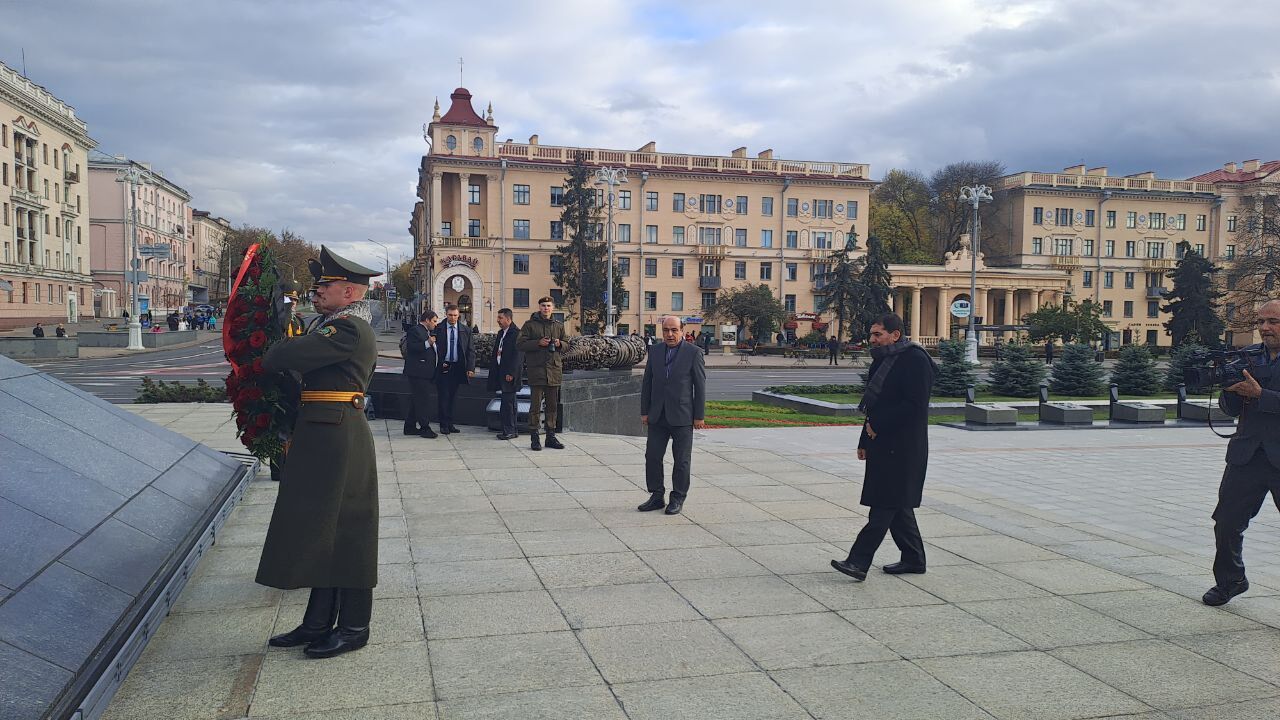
[64, 169, 80, 184]
[10, 186, 47, 208]
[999, 171, 1218, 196]
[60, 201, 79, 217]
[699, 275, 722, 290]
[695, 243, 726, 258]
[495, 142, 869, 180]
[1146, 286, 1166, 299]
[809, 247, 834, 261]
[812, 280, 830, 293]
[1144, 257, 1175, 271]
[1050, 255, 1081, 269]
[432, 235, 490, 249]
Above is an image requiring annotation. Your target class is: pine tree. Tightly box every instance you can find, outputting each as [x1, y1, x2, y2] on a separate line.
[1050, 343, 1106, 396]
[853, 233, 894, 340]
[1164, 342, 1208, 391]
[816, 229, 864, 342]
[1110, 345, 1162, 396]
[987, 342, 1046, 397]
[553, 153, 622, 333]
[933, 339, 976, 397]
[1162, 241, 1225, 347]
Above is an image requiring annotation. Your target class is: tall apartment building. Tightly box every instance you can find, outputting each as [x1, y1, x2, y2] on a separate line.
[191, 209, 232, 305]
[89, 153, 192, 318]
[0, 61, 97, 330]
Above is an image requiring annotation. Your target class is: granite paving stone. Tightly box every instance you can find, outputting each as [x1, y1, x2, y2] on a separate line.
[739, 541, 847, 574]
[142, 607, 277, 662]
[786, 571, 946, 611]
[672, 575, 825, 618]
[702, 520, 822, 546]
[773, 660, 997, 720]
[429, 631, 601, 700]
[899, 564, 1051, 603]
[714, 611, 896, 669]
[1070, 588, 1263, 637]
[250, 641, 434, 716]
[513, 528, 630, 556]
[958, 596, 1151, 649]
[435, 685, 625, 720]
[101, 654, 262, 720]
[986, 557, 1151, 595]
[422, 590, 569, 638]
[1170, 628, 1280, 685]
[528, 551, 659, 588]
[551, 582, 701, 628]
[636, 546, 771, 581]
[415, 558, 541, 596]
[844, 603, 1029, 658]
[577, 619, 755, 683]
[610, 523, 725, 551]
[610, 672, 812, 720]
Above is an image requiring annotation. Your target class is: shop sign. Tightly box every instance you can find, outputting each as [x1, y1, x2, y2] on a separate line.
[683, 316, 704, 324]
[793, 312, 819, 321]
[784, 321, 799, 329]
[440, 254, 478, 269]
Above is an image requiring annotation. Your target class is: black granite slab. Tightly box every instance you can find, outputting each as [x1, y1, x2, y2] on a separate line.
[0, 434, 127, 534]
[0, 642, 73, 720]
[115, 486, 205, 545]
[61, 519, 169, 597]
[0, 562, 133, 672]
[0, 498, 79, 589]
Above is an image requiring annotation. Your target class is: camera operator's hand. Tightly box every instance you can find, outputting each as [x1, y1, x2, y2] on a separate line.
[1227, 369, 1263, 399]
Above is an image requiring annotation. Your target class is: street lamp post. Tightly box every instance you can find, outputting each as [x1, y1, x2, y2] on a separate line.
[958, 184, 993, 364]
[368, 239, 391, 332]
[115, 164, 155, 351]
[593, 167, 628, 336]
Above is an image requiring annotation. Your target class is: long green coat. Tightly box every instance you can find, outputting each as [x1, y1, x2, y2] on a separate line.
[516, 312, 567, 386]
[256, 314, 379, 590]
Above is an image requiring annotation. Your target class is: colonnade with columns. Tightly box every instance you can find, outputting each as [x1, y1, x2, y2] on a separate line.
[885, 284, 1066, 345]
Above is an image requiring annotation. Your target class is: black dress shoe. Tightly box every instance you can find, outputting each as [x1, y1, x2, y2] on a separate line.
[446, 425, 462, 433]
[1203, 579, 1249, 606]
[882, 562, 926, 575]
[304, 627, 370, 659]
[530, 434, 542, 451]
[495, 433, 515, 440]
[402, 426, 418, 436]
[544, 434, 565, 450]
[268, 625, 332, 648]
[664, 497, 684, 515]
[420, 427, 438, 439]
[830, 559, 868, 581]
[637, 494, 665, 512]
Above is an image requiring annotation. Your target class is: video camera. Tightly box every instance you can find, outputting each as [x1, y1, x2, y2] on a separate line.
[1183, 346, 1272, 393]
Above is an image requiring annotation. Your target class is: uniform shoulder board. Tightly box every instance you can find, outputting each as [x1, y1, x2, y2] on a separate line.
[317, 325, 337, 337]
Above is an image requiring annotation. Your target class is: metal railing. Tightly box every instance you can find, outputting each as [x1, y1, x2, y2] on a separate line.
[1000, 171, 1218, 195]
[699, 275, 722, 289]
[431, 236, 490, 249]
[496, 142, 869, 179]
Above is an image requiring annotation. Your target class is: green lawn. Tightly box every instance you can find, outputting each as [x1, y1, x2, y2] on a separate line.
[705, 401, 1177, 429]
[796, 391, 1180, 404]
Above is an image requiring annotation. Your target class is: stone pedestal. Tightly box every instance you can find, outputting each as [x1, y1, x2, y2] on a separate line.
[76, 329, 197, 348]
[0, 337, 78, 358]
[965, 403, 1017, 425]
[1040, 402, 1093, 425]
[1179, 399, 1233, 423]
[1112, 402, 1165, 423]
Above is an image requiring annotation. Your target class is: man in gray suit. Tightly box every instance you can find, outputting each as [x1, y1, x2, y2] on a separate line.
[1206, 299, 1280, 606]
[639, 315, 706, 515]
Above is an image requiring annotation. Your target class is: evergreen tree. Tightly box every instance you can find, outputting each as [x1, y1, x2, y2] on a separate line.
[1050, 343, 1106, 396]
[1164, 342, 1208, 392]
[853, 233, 894, 340]
[1110, 345, 1162, 396]
[933, 339, 976, 397]
[553, 153, 622, 332]
[1162, 240, 1225, 347]
[987, 342, 1046, 397]
[816, 229, 864, 341]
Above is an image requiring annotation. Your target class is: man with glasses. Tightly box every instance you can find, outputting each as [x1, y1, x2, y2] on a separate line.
[1206, 300, 1280, 606]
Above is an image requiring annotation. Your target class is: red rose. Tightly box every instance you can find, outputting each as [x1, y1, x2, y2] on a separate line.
[253, 296, 268, 308]
[235, 365, 253, 381]
[252, 358, 264, 374]
[235, 412, 249, 428]
[242, 387, 264, 401]
[249, 330, 267, 348]
[254, 413, 271, 429]
[249, 264, 262, 280]
[230, 315, 249, 332]
[252, 311, 268, 326]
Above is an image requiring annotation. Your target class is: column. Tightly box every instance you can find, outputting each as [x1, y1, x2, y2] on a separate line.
[936, 287, 950, 338]
[888, 288, 898, 313]
[484, 173, 499, 239]
[457, 173, 470, 240]
[1036, 289, 1047, 310]
[910, 286, 922, 339]
[1002, 289, 1014, 325]
[430, 172, 443, 237]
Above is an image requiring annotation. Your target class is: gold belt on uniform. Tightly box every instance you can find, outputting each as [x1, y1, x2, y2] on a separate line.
[300, 391, 366, 409]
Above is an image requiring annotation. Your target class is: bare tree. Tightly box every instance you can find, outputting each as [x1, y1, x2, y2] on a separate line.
[928, 161, 1006, 257]
[1223, 193, 1280, 333]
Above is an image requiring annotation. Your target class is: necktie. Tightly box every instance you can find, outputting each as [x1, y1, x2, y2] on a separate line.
[449, 325, 457, 362]
[497, 328, 505, 364]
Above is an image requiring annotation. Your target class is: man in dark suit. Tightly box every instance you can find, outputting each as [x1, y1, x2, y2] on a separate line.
[402, 309, 439, 438]
[638, 315, 706, 516]
[434, 305, 475, 433]
[832, 312, 937, 582]
[1205, 299, 1280, 606]
[488, 308, 523, 440]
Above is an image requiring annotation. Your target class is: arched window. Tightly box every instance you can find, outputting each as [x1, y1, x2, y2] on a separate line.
[472, 137, 483, 153]
[445, 135, 457, 151]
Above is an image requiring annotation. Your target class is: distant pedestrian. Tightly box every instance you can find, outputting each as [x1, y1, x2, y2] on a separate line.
[32, 322, 44, 338]
[1044, 339, 1055, 364]
[827, 336, 841, 365]
[55, 324, 67, 338]
[994, 338, 1003, 362]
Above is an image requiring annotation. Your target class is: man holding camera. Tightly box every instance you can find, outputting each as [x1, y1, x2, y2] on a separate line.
[517, 296, 567, 451]
[1206, 299, 1280, 606]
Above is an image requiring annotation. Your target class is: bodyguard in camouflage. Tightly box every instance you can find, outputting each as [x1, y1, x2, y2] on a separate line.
[517, 296, 568, 451]
[258, 245, 381, 659]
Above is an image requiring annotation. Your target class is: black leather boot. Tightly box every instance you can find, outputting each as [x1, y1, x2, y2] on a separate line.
[305, 588, 371, 659]
[269, 587, 338, 647]
[530, 433, 542, 451]
[544, 433, 565, 450]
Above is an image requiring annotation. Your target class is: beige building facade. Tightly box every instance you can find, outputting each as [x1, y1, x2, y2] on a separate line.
[0, 61, 97, 330]
[191, 209, 231, 305]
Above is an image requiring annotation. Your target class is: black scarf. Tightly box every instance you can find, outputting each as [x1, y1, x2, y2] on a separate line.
[858, 339, 933, 412]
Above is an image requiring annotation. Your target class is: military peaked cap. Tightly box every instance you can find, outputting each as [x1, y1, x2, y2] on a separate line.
[308, 245, 380, 288]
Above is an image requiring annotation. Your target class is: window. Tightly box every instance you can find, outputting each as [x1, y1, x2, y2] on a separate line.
[645, 225, 657, 244]
[1196, 243, 1205, 256]
[473, 137, 483, 153]
[1033, 207, 1044, 225]
[785, 263, 797, 281]
[1173, 213, 1186, 231]
[1149, 212, 1165, 230]
[814, 199, 833, 219]
[813, 231, 832, 250]
[1054, 237, 1072, 256]
[593, 223, 604, 240]
[1056, 208, 1072, 226]
[1031, 238, 1042, 255]
[1126, 211, 1137, 229]
[1124, 272, 1135, 289]
[760, 262, 773, 280]
[1196, 214, 1206, 231]
[1147, 242, 1164, 259]
[1148, 301, 1160, 319]
[785, 231, 798, 249]
[513, 288, 530, 307]
[618, 257, 630, 276]
[469, 184, 480, 205]
[762, 197, 774, 216]
[787, 198, 799, 217]
[1105, 239, 1115, 257]
[550, 289, 564, 306]
[1083, 239, 1094, 256]
[1145, 329, 1158, 345]
[1145, 272, 1162, 288]
[645, 191, 658, 211]
[734, 261, 746, 280]
[513, 184, 530, 205]
[736, 196, 748, 215]
[702, 292, 716, 310]
[441, 221, 451, 236]
[698, 226, 721, 245]
[446, 135, 457, 150]
[644, 258, 657, 277]
[1102, 300, 1113, 317]
[1104, 271, 1114, 289]
[1226, 244, 1236, 259]
[616, 224, 631, 243]
[735, 228, 747, 247]
[784, 294, 796, 312]
[550, 256, 564, 275]
[672, 192, 685, 211]
[619, 292, 630, 311]
[672, 226, 685, 245]
[1123, 301, 1134, 318]
[468, 219, 481, 237]
[593, 189, 604, 207]
[550, 186, 565, 206]
[513, 219, 529, 239]
[847, 200, 858, 219]
[671, 292, 684, 311]
[671, 259, 684, 278]
[618, 190, 631, 210]
[1106, 210, 1116, 228]
[1176, 243, 1186, 259]
[550, 221, 564, 240]
[699, 194, 722, 214]
[700, 260, 718, 277]
[761, 229, 773, 248]
[644, 291, 657, 310]
[1125, 241, 1136, 258]
[1082, 270, 1093, 288]
[1085, 209, 1095, 227]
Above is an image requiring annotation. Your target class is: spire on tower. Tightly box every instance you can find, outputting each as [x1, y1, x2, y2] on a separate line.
[432, 97, 441, 122]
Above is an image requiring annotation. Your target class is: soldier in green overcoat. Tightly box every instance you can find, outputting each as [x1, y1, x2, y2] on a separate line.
[517, 296, 569, 450]
[257, 245, 381, 659]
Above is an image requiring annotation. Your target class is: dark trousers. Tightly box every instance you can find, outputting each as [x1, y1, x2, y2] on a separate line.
[299, 587, 372, 630]
[645, 416, 693, 499]
[436, 375, 461, 428]
[499, 389, 518, 435]
[404, 377, 435, 431]
[529, 384, 560, 434]
[847, 506, 926, 569]
[1212, 450, 1280, 587]
[828, 349, 839, 365]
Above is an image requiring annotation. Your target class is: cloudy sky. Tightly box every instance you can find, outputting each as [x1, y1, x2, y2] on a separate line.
[3, 0, 1276, 270]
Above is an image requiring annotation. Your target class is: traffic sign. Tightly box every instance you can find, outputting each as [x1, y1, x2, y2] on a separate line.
[139, 244, 171, 259]
[125, 271, 149, 284]
[950, 299, 972, 318]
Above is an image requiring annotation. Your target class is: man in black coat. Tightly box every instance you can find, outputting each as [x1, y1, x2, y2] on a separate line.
[638, 315, 707, 516]
[827, 336, 841, 365]
[402, 309, 439, 438]
[488, 308, 523, 440]
[832, 312, 937, 581]
[434, 305, 475, 433]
